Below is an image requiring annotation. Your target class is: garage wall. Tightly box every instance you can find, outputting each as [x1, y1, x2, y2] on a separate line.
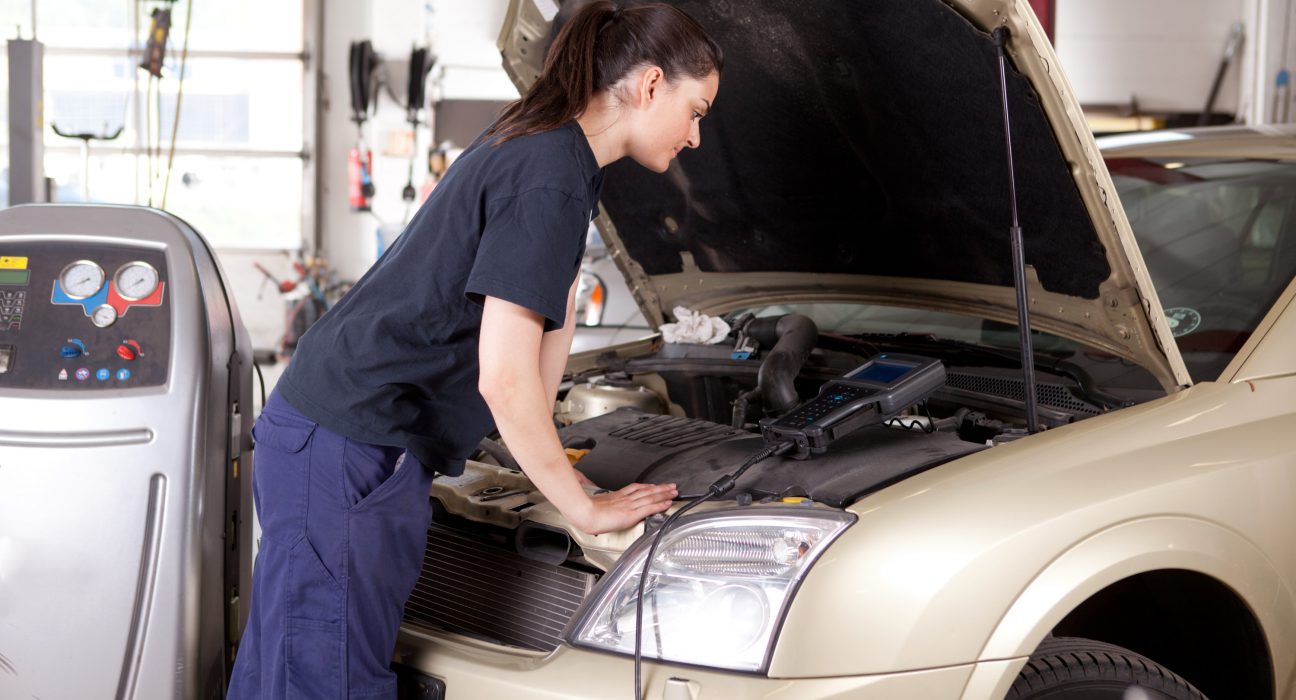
[1054, 0, 1294, 125]
[316, 0, 517, 285]
[1055, 0, 1247, 115]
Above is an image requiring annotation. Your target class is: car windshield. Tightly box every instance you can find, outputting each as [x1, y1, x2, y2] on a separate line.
[1107, 156, 1296, 382]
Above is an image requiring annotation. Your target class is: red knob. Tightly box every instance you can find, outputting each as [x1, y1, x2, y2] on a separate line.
[116, 339, 142, 361]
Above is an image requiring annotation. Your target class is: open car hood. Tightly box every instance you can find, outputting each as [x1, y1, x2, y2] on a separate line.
[498, 0, 1191, 390]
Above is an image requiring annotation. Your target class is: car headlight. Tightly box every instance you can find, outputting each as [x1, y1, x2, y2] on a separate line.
[568, 507, 855, 672]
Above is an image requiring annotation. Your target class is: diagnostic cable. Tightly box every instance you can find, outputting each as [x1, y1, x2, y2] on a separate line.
[632, 438, 796, 700]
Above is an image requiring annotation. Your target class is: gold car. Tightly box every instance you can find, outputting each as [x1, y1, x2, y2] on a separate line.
[392, 1, 1296, 698]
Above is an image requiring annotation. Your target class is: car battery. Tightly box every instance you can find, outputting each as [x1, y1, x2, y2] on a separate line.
[0, 204, 253, 699]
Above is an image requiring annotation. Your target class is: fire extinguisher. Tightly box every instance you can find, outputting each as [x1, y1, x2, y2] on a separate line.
[349, 40, 377, 212]
[348, 141, 374, 211]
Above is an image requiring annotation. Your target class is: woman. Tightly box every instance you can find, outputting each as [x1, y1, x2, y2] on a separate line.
[227, 2, 723, 697]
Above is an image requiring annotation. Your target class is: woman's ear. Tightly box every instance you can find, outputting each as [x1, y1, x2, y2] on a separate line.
[632, 65, 666, 108]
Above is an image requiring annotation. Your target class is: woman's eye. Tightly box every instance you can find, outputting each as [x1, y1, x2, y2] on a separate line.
[692, 111, 702, 120]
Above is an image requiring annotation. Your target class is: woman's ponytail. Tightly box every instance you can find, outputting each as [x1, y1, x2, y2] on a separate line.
[486, 1, 722, 144]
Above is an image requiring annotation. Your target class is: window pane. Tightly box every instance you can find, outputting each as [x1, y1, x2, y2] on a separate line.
[45, 56, 303, 152]
[42, 152, 303, 249]
[173, 0, 304, 53]
[160, 155, 304, 249]
[34, 2, 130, 51]
[44, 150, 136, 204]
[36, 0, 302, 52]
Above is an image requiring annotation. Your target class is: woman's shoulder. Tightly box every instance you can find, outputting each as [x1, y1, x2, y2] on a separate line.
[472, 123, 595, 198]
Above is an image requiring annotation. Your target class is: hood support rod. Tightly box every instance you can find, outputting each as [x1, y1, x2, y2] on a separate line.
[993, 26, 1040, 434]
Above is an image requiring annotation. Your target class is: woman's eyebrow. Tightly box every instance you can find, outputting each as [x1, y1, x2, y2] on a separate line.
[700, 98, 712, 114]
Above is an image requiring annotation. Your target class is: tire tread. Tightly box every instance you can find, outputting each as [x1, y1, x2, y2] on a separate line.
[1007, 636, 1208, 700]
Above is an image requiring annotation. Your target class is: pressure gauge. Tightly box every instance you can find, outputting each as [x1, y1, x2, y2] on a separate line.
[91, 304, 118, 328]
[59, 260, 106, 299]
[113, 261, 160, 301]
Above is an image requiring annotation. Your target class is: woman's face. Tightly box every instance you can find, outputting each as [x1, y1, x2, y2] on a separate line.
[625, 69, 720, 173]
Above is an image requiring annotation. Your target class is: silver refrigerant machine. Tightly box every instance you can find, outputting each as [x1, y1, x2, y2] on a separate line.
[0, 204, 254, 699]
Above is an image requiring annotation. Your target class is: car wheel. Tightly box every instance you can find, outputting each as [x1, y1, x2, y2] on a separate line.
[1006, 636, 1208, 700]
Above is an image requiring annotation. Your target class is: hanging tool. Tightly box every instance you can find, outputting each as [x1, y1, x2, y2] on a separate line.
[139, 6, 174, 78]
[1199, 23, 1245, 126]
[137, 0, 183, 207]
[348, 40, 379, 212]
[402, 46, 435, 205]
[161, 0, 195, 209]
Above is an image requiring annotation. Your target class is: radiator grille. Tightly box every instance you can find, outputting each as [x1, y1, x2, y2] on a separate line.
[402, 522, 596, 652]
[944, 371, 1100, 415]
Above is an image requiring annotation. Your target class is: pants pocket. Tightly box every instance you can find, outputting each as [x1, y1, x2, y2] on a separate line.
[289, 536, 344, 623]
[348, 443, 420, 512]
[285, 617, 343, 700]
[251, 409, 318, 541]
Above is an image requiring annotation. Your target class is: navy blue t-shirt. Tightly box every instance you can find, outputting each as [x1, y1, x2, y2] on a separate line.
[277, 121, 604, 475]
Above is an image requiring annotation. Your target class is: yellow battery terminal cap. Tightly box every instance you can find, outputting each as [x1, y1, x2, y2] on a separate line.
[780, 496, 812, 504]
[564, 448, 591, 465]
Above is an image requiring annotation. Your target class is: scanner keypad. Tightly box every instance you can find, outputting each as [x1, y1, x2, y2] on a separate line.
[779, 385, 871, 428]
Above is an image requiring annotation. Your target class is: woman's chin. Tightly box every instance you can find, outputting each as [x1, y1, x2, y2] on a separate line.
[629, 153, 673, 173]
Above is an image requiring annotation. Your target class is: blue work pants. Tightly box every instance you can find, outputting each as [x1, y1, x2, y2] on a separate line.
[227, 390, 435, 699]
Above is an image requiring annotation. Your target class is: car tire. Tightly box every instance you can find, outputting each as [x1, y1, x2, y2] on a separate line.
[1006, 636, 1208, 700]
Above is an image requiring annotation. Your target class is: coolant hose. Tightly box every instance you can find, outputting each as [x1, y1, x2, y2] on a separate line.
[746, 314, 819, 414]
[477, 437, 522, 472]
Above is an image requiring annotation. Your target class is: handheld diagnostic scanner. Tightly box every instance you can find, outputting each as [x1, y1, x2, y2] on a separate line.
[759, 353, 946, 459]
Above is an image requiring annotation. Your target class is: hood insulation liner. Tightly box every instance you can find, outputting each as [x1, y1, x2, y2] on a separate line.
[597, 0, 1110, 298]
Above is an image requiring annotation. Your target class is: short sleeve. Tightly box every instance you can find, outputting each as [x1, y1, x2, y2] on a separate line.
[465, 188, 587, 331]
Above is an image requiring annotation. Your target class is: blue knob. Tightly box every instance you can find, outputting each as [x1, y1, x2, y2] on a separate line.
[61, 339, 87, 359]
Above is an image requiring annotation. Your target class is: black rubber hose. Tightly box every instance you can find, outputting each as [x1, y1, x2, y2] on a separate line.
[476, 438, 522, 472]
[746, 314, 819, 414]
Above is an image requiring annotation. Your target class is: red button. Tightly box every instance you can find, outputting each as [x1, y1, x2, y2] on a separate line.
[117, 344, 137, 361]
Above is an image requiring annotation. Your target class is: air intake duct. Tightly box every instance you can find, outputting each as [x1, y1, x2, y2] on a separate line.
[746, 314, 819, 414]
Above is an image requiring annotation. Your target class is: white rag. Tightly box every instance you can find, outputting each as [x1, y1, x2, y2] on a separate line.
[660, 306, 731, 345]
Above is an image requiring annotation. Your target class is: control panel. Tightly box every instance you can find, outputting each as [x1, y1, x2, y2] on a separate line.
[0, 244, 171, 390]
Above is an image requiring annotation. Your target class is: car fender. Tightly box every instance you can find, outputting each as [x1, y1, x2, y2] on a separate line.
[769, 378, 1296, 680]
[966, 516, 1294, 699]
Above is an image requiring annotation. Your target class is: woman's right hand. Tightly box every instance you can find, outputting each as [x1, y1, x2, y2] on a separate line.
[573, 482, 678, 535]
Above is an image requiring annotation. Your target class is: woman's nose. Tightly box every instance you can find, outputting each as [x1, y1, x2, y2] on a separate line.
[686, 121, 701, 149]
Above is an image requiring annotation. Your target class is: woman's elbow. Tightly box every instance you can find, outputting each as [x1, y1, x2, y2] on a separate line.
[477, 365, 517, 407]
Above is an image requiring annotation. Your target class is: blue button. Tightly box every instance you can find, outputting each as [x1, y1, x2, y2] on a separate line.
[60, 345, 82, 359]
[116, 368, 132, 381]
[95, 368, 110, 381]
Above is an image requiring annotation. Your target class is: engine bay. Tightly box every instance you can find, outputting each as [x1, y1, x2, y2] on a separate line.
[552, 313, 1135, 507]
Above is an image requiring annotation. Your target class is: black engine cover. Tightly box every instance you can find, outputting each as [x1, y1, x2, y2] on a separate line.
[560, 408, 987, 507]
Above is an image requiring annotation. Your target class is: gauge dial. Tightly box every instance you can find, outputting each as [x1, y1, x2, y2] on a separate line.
[113, 261, 160, 301]
[91, 304, 118, 328]
[1164, 306, 1202, 337]
[59, 260, 106, 300]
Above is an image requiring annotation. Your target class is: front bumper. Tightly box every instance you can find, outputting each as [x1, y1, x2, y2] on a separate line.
[395, 626, 1008, 699]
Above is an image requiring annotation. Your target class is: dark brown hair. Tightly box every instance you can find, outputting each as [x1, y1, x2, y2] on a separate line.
[485, 1, 723, 144]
